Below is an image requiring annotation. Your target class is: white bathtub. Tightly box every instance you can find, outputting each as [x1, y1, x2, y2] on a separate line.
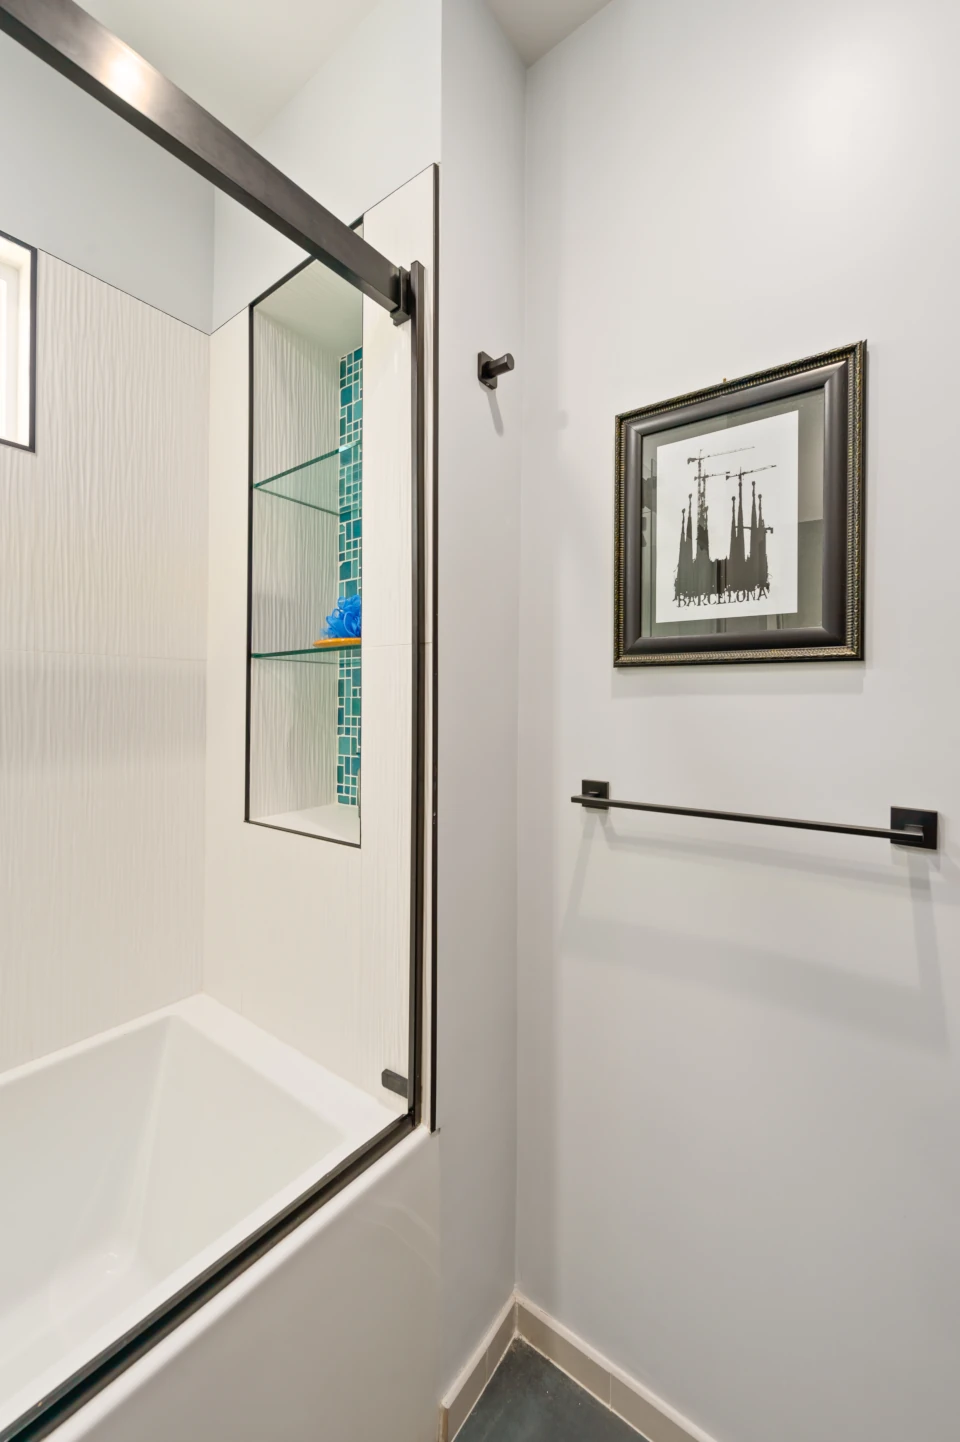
[0, 996, 396, 1433]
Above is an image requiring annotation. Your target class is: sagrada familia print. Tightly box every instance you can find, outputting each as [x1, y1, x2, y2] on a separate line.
[674, 447, 776, 606]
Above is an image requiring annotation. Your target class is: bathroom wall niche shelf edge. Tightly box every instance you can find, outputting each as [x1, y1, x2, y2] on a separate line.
[253, 447, 344, 513]
[251, 642, 362, 664]
[253, 801, 360, 845]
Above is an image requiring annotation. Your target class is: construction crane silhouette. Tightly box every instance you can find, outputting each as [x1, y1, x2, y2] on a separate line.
[682, 447, 754, 566]
[674, 449, 777, 604]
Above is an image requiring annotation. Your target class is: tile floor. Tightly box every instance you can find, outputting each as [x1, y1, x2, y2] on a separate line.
[457, 1340, 641, 1442]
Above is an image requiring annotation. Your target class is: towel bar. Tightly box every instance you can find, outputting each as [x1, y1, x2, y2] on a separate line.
[571, 781, 939, 851]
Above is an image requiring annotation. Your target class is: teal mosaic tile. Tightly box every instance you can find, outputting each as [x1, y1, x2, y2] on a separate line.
[337, 347, 362, 806]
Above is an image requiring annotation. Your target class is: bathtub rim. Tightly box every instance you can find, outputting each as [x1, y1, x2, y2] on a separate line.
[0, 1105, 415, 1442]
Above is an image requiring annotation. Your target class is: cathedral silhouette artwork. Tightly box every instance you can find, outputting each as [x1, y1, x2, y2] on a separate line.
[674, 445, 776, 607]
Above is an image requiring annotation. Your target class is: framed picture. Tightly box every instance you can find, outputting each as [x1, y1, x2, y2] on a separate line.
[614, 342, 865, 666]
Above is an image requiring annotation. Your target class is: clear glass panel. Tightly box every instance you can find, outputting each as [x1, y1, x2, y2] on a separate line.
[0, 26, 419, 1437]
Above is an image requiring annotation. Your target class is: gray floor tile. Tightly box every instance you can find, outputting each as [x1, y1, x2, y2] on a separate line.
[457, 1340, 639, 1442]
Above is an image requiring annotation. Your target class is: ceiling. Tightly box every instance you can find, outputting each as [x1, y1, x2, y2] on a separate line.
[81, 0, 382, 137]
[80, 0, 611, 140]
[488, 0, 611, 65]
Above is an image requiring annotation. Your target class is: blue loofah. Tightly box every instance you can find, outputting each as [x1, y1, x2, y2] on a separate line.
[323, 593, 361, 639]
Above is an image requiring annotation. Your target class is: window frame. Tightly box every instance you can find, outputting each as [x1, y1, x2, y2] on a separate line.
[0, 227, 37, 454]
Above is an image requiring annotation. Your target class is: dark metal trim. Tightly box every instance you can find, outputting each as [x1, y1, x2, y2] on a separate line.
[381, 1068, 408, 1098]
[26, 232, 37, 452]
[247, 818, 360, 850]
[408, 260, 427, 1125]
[0, 227, 37, 454]
[0, 0, 409, 318]
[0, 1113, 415, 1442]
[614, 342, 866, 666]
[429, 164, 440, 1135]
[573, 780, 939, 851]
[243, 302, 255, 827]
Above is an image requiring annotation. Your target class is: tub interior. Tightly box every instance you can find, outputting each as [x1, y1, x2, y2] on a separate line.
[0, 1010, 353, 1419]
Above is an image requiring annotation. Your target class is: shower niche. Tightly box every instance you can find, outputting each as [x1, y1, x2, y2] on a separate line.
[247, 261, 364, 845]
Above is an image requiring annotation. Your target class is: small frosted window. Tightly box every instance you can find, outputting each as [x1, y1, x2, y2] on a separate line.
[0, 230, 35, 451]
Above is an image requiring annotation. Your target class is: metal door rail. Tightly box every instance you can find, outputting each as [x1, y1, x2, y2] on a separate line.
[572, 781, 939, 851]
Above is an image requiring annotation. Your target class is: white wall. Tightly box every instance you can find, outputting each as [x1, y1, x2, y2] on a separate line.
[212, 0, 441, 327]
[0, 36, 213, 332]
[0, 254, 208, 1070]
[518, 4, 960, 1442]
[436, 0, 525, 1393]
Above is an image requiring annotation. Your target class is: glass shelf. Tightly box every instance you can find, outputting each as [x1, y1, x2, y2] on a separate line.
[251, 641, 362, 664]
[254, 448, 342, 514]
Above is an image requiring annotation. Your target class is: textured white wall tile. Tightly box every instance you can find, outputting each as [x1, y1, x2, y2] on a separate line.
[362, 166, 436, 646]
[357, 642, 413, 1104]
[249, 660, 337, 819]
[0, 252, 209, 1070]
[249, 309, 341, 817]
[0, 651, 205, 1070]
[252, 312, 339, 484]
[360, 290, 413, 649]
[206, 317, 365, 1083]
[0, 254, 209, 661]
[250, 491, 338, 656]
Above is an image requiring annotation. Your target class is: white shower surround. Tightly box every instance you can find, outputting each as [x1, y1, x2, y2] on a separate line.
[39, 155, 441, 1442]
[0, 994, 393, 1434]
[0, 4, 443, 1428]
[0, 253, 208, 1074]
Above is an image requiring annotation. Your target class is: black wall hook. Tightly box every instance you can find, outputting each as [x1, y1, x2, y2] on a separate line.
[478, 351, 515, 389]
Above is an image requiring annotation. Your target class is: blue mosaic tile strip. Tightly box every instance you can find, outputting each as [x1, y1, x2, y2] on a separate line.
[337, 347, 362, 806]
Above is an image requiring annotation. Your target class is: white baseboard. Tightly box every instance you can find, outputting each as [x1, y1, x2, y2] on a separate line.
[439, 1291, 716, 1442]
[438, 1294, 516, 1441]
